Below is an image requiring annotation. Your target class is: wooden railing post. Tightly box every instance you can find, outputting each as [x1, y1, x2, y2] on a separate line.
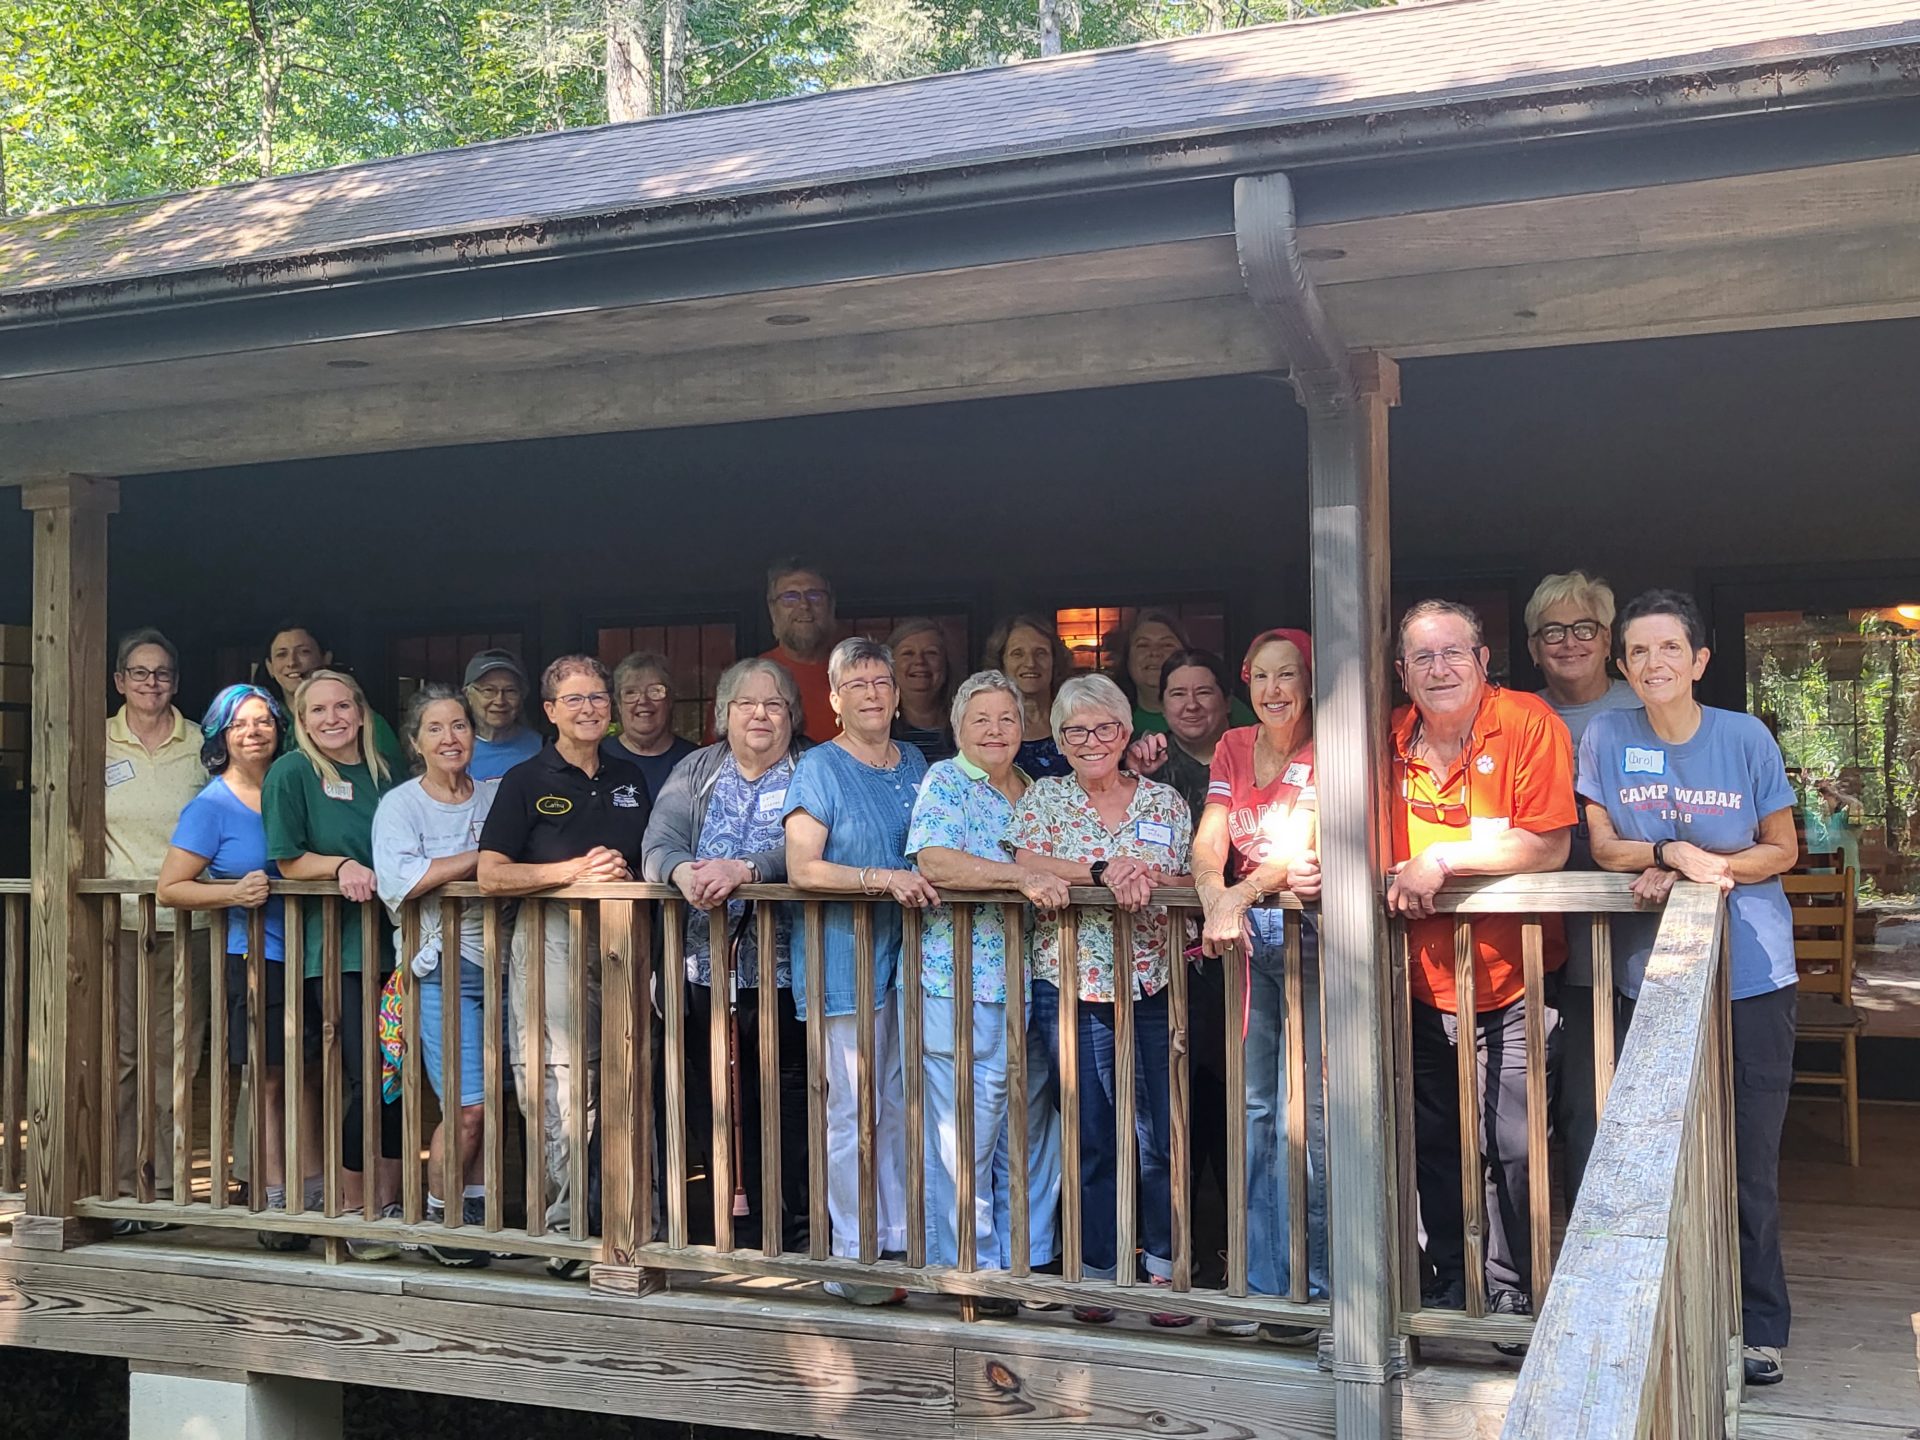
[19, 474, 119, 1243]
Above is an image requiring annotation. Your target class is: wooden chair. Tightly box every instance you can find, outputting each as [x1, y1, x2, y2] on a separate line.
[1783, 868, 1864, 1166]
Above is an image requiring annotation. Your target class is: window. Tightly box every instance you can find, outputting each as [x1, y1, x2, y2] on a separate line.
[391, 630, 528, 713]
[595, 620, 738, 742]
[1054, 602, 1229, 674]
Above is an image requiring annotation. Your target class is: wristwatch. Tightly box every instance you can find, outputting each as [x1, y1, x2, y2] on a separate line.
[1653, 840, 1673, 871]
[1089, 859, 1110, 887]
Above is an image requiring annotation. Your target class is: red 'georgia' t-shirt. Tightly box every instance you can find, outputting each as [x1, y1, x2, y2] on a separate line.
[1204, 728, 1317, 884]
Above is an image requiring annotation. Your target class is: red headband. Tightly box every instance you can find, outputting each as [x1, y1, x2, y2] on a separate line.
[1242, 628, 1314, 687]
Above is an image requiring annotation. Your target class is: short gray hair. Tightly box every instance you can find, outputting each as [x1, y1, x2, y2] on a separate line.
[713, 657, 804, 741]
[611, 650, 672, 699]
[1050, 673, 1132, 747]
[1396, 599, 1484, 659]
[1524, 571, 1617, 635]
[827, 636, 893, 691]
[115, 627, 178, 673]
[949, 669, 1022, 735]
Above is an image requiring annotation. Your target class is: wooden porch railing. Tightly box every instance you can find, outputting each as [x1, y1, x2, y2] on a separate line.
[1500, 880, 1739, 1438]
[0, 878, 27, 1210]
[64, 877, 1330, 1327]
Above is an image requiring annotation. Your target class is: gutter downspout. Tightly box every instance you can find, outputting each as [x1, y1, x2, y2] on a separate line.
[1234, 170, 1403, 1440]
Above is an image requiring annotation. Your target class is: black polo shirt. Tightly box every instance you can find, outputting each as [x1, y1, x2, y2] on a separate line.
[479, 742, 651, 866]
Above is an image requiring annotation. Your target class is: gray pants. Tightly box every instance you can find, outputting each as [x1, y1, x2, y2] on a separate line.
[1413, 988, 1561, 1300]
[114, 927, 212, 1198]
[507, 906, 600, 1231]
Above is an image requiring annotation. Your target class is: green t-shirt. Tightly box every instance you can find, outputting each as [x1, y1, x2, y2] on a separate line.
[263, 741, 404, 978]
[1133, 697, 1256, 736]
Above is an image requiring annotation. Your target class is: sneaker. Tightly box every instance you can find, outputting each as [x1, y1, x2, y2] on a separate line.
[256, 1229, 311, 1253]
[1421, 1276, 1466, 1311]
[1489, 1288, 1532, 1357]
[823, 1280, 907, 1307]
[347, 1204, 405, 1262]
[973, 1297, 1019, 1318]
[1020, 1300, 1064, 1313]
[545, 1257, 587, 1280]
[1148, 1275, 1195, 1329]
[1743, 1346, 1784, 1387]
[1072, 1305, 1117, 1324]
[1259, 1323, 1321, 1347]
[1208, 1318, 1259, 1338]
[423, 1240, 490, 1268]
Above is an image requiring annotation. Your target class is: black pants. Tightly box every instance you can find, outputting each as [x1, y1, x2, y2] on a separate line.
[1413, 986, 1560, 1299]
[684, 981, 811, 1253]
[224, 960, 401, 1173]
[1619, 982, 1795, 1347]
[1186, 954, 1232, 1288]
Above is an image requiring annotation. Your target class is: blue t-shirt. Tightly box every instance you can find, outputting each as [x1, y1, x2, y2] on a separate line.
[470, 728, 543, 782]
[782, 739, 929, 1018]
[601, 734, 699, 803]
[170, 777, 286, 961]
[1577, 706, 1797, 1000]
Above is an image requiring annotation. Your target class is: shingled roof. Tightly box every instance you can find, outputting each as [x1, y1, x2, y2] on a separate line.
[4, 0, 1919, 299]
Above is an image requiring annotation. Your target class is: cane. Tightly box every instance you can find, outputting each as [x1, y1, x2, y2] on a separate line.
[727, 906, 752, 1220]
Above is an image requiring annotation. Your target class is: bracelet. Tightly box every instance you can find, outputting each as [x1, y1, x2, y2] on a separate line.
[1433, 853, 1453, 880]
[332, 858, 349, 879]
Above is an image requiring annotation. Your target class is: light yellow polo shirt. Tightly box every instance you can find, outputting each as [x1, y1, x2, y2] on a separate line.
[105, 707, 210, 930]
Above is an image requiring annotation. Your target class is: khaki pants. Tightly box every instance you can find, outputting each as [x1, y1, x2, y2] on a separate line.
[114, 927, 213, 1198]
[508, 905, 600, 1231]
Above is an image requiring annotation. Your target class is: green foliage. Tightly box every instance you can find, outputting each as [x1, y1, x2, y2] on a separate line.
[1, 0, 1392, 214]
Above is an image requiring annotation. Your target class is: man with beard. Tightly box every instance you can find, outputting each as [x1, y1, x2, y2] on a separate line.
[762, 558, 843, 744]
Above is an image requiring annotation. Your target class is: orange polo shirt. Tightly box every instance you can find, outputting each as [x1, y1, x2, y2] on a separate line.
[1391, 686, 1576, 1014]
[762, 645, 838, 744]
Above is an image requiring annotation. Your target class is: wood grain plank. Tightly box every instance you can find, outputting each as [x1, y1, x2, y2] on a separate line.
[756, 900, 779, 1257]
[1112, 908, 1136, 1290]
[400, 901, 423, 1225]
[483, 900, 505, 1234]
[707, 905, 734, 1254]
[134, 894, 157, 1204]
[284, 895, 306, 1217]
[1056, 908, 1082, 1284]
[1521, 917, 1551, 1304]
[1166, 906, 1191, 1293]
[953, 905, 975, 1277]
[854, 903, 878, 1266]
[805, 902, 828, 1261]
[360, 902, 379, 1219]
[567, 901, 588, 1243]
[662, 898, 687, 1250]
[1003, 905, 1029, 1280]
[1452, 918, 1485, 1320]
[321, 898, 344, 1219]
[524, 898, 547, 1238]
[440, 895, 464, 1227]
[903, 909, 927, 1271]
[169, 905, 191, 1205]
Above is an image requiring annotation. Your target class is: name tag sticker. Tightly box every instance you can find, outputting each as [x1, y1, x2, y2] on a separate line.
[1136, 819, 1174, 847]
[105, 759, 136, 788]
[1624, 747, 1666, 776]
[1283, 762, 1312, 788]
[1469, 815, 1511, 843]
[757, 788, 788, 813]
[321, 779, 354, 802]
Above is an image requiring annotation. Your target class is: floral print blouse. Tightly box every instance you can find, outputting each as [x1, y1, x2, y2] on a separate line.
[1009, 773, 1192, 1001]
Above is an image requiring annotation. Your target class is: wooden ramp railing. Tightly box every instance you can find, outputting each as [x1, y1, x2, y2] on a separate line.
[0, 879, 26, 1211]
[1500, 880, 1739, 1439]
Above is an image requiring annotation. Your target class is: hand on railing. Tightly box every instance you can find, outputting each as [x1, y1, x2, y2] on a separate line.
[336, 858, 378, 904]
[1385, 852, 1449, 918]
[878, 869, 941, 907]
[1284, 853, 1321, 903]
[1630, 865, 1679, 908]
[671, 857, 754, 910]
[1099, 857, 1158, 912]
[1658, 842, 1736, 893]
[1013, 866, 1072, 913]
[227, 870, 273, 909]
[571, 846, 633, 884]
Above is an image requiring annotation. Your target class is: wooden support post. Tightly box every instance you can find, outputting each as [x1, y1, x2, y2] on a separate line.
[1235, 167, 1404, 1440]
[19, 475, 118, 1240]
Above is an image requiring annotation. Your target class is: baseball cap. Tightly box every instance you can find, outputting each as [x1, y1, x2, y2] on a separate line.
[463, 649, 527, 689]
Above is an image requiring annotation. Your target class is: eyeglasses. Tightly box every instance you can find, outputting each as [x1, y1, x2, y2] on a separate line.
[622, 683, 670, 703]
[1060, 720, 1125, 745]
[121, 667, 176, 685]
[729, 698, 788, 716]
[1532, 620, 1603, 645]
[553, 691, 612, 712]
[774, 588, 831, 609]
[471, 685, 521, 702]
[837, 677, 896, 698]
[227, 717, 276, 735]
[1402, 647, 1477, 674]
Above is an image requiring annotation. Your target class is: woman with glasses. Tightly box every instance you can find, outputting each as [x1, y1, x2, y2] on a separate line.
[464, 649, 542, 782]
[157, 684, 305, 1248]
[477, 655, 650, 1272]
[263, 669, 409, 1255]
[783, 637, 938, 1303]
[604, 650, 698, 800]
[1193, 629, 1326, 1342]
[1010, 673, 1194, 1326]
[643, 657, 811, 1251]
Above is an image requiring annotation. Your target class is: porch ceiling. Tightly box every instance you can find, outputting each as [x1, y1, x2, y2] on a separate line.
[2, 150, 1919, 480]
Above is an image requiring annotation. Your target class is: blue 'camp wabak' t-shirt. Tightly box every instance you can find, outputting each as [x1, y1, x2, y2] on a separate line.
[1577, 706, 1798, 1001]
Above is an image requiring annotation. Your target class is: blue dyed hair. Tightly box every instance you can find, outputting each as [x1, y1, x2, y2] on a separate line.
[199, 684, 285, 775]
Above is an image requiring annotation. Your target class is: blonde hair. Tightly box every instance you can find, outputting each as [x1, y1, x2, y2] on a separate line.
[291, 669, 393, 792]
[1525, 571, 1617, 636]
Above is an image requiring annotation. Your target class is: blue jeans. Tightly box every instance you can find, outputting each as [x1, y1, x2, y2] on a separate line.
[1031, 979, 1175, 1279]
[416, 958, 488, 1108]
[1245, 909, 1329, 1298]
[921, 993, 1059, 1269]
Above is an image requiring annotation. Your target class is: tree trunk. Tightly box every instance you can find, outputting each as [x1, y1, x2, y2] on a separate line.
[1201, 0, 1228, 31]
[1038, 0, 1061, 56]
[661, 0, 688, 113]
[605, 1, 657, 122]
